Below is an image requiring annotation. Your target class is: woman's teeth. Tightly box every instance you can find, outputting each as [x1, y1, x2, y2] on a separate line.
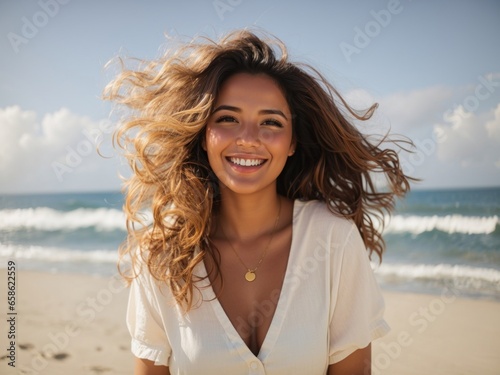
[229, 158, 265, 167]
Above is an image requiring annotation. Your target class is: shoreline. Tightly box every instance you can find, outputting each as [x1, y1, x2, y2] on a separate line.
[0, 270, 499, 374]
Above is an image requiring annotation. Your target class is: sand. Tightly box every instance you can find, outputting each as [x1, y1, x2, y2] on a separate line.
[0, 270, 499, 374]
[0, 270, 132, 375]
[373, 290, 500, 374]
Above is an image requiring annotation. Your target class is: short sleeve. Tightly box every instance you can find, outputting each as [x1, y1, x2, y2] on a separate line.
[328, 223, 390, 364]
[127, 269, 171, 366]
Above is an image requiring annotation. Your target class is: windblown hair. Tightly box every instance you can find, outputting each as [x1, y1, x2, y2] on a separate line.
[103, 29, 413, 311]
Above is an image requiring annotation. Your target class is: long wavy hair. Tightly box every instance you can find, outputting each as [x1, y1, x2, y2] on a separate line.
[103, 29, 413, 311]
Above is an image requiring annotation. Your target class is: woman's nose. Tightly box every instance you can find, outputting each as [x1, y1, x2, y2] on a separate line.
[236, 123, 261, 147]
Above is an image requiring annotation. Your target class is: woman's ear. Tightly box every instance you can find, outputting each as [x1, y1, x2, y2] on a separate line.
[288, 139, 296, 156]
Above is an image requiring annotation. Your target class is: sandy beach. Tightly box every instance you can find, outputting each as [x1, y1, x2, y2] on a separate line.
[0, 270, 499, 375]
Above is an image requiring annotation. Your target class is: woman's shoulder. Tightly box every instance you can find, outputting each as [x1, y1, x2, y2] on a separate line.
[293, 199, 355, 231]
[292, 199, 358, 250]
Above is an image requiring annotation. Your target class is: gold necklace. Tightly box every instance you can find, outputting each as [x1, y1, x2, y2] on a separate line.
[220, 199, 281, 282]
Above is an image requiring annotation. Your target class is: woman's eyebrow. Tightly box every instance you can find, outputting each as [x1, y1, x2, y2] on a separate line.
[212, 105, 241, 113]
[212, 105, 288, 120]
[260, 109, 288, 120]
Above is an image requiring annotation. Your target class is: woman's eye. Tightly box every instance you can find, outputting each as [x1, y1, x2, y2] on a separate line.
[262, 119, 283, 128]
[215, 115, 237, 123]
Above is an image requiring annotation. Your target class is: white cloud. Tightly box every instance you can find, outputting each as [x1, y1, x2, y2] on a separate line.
[434, 103, 500, 170]
[486, 104, 500, 142]
[349, 73, 500, 137]
[0, 106, 123, 194]
[344, 79, 500, 188]
[378, 85, 455, 133]
[343, 85, 457, 139]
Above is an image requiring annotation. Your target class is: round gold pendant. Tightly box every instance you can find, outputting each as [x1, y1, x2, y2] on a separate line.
[245, 271, 256, 282]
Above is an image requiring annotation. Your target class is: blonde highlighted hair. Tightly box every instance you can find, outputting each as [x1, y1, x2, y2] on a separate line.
[103, 29, 413, 311]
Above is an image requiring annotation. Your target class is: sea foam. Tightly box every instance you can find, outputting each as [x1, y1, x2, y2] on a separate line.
[0, 207, 126, 231]
[374, 262, 500, 293]
[383, 215, 499, 235]
[0, 244, 118, 263]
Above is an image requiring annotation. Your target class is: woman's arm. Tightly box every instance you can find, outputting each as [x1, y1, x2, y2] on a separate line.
[134, 358, 170, 375]
[327, 344, 371, 375]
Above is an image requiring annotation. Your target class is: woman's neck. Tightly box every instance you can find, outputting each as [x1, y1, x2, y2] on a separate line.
[216, 188, 282, 242]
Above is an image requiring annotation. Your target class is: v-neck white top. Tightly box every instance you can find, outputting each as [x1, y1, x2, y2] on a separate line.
[127, 199, 389, 374]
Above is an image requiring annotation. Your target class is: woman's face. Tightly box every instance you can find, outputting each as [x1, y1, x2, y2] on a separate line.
[204, 73, 295, 197]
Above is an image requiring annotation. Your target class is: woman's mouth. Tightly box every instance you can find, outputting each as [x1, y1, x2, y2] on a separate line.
[227, 157, 267, 167]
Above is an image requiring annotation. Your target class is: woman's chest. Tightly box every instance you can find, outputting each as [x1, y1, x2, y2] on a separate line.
[210, 228, 293, 356]
[169, 280, 330, 375]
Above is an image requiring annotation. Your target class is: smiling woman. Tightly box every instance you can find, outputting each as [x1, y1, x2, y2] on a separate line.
[103, 29, 414, 375]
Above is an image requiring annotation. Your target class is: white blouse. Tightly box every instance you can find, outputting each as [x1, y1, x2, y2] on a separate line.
[127, 199, 389, 374]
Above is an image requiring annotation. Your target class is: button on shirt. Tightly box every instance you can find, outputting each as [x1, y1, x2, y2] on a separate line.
[127, 199, 390, 374]
[249, 360, 261, 372]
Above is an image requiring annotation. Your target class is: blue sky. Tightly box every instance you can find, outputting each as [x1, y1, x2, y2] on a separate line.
[1, 0, 499, 193]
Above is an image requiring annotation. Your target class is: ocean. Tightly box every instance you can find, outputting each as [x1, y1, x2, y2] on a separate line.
[1, 188, 499, 301]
